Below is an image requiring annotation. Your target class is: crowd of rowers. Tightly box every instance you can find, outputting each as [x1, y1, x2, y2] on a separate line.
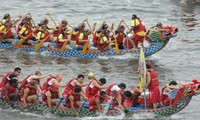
[1, 62, 199, 116]
[0, 13, 178, 52]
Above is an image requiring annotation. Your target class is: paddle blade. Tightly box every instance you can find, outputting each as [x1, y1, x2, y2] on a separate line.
[60, 41, 67, 52]
[34, 41, 44, 51]
[16, 38, 25, 48]
[82, 41, 88, 54]
[115, 42, 120, 55]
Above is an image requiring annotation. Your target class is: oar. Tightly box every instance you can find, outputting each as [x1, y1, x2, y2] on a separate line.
[51, 98, 63, 113]
[0, 28, 11, 39]
[34, 33, 51, 51]
[16, 28, 39, 48]
[26, 94, 41, 110]
[122, 21, 131, 32]
[47, 12, 57, 27]
[28, 13, 36, 26]
[107, 24, 120, 55]
[60, 41, 67, 52]
[81, 20, 92, 54]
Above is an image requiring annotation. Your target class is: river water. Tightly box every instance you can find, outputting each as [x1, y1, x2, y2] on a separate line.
[0, 0, 200, 119]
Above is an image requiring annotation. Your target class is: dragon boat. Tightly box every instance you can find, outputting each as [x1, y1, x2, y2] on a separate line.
[0, 81, 199, 118]
[0, 30, 177, 58]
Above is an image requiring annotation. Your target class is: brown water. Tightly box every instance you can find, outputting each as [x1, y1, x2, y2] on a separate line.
[0, 0, 200, 119]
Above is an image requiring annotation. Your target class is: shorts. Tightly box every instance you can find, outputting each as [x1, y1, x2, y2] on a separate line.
[42, 42, 50, 47]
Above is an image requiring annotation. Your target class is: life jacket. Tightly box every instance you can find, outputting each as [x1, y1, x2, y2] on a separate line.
[22, 27, 33, 40]
[0, 72, 13, 88]
[97, 35, 109, 52]
[56, 33, 68, 47]
[42, 76, 53, 92]
[70, 28, 82, 42]
[2, 82, 17, 101]
[76, 33, 88, 45]
[38, 31, 50, 42]
[114, 31, 124, 44]
[147, 69, 159, 89]
[105, 84, 117, 96]
[92, 31, 102, 44]
[63, 78, 80, 95]
[132, 19, 146, 33]
[85, 79, 101, 99]
[53, 26, 63, 37]
[65, 91, 80, 107]
[20, 83, 37, 99]
[2, 26, 12, 39]
[17, 22, 24, 34]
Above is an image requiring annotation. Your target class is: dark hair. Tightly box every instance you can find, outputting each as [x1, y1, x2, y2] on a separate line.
[132, 14, 138, 19]
[9, 74, 17, 79]
[118, 83, 126, 89]
[146, 65, 151, 69]
[9, 78, 18, 88]
[35, 71, 41, 75]
[77, 74, 84, 79]
[124, 91, 132, 98]
[169, 81, 177, 86]
[74, 87, 82, 93]
[100, 91, 106, 96]
[3, 14, 10, 19]
[99, 78, 106, 84]
[14, 67, 21, 71]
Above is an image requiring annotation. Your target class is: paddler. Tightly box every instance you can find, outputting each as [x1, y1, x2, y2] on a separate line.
[65, 87, 87, 116]
[85, 78, 107, 99]
[42, 83, 63, 112]
[76, 29, 91, 50]
[53, 19, 69, 42]
[105, 83, 126, 97]
[21, 80, 42, 107]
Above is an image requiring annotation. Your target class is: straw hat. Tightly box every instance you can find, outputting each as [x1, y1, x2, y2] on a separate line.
[88, 72, 95, 79]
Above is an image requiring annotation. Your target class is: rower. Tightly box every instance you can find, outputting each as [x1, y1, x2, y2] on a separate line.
[70, 19, 86, 43]
[21, 80, 42, 107]
[88, 91, 106, 113]
[76, 29, 91, 50]
[0, 67, 22, 88]
[0, 21, 16, 45]
[42, 74, 65, 94]
[42, 83, 63, 112]
[65, 88, 87, 116]
[18, 22, 36, 46]
[106, 83, 126, 97]
[55, 27, 71, 50]
[20, 71, 50, 94]
[36, 25, 54, 49]
[53, 19, 69, 42]
[124, 86, 141, 107]
[17, 15, 32, 34]
[1, 78, 19, 102]
[112, 20, 126, 49]
[85, 78, 107, 99]
[112, 90, 131, 113]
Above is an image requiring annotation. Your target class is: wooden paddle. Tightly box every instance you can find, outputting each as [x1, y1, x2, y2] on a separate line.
[34, 33, 51, 51]
[81, 20, 92, 54]
[107, 24, 120, 55]
[16, 28, 39, 48]
[47, 12, 57, 27]
[52, 98, 63, 113]
[28, 13, 36, 26]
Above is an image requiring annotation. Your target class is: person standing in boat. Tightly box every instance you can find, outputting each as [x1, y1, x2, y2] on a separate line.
[1, 78, 19, 102]
[65, 87, 87, 116]
[0, 67, 22, 88]
[55, 27, 72, 50]
[76, 29, 91, 50]
[125, 14, 146, 50]
[146, 61, 161, 109]
[85, 78, 107, 99]
[21, 80, 42, 108]
[70, 19, 87, 43]
[88, 91, 107, 113]
[36, 25, 54, 49]
[18, 22, 36, 46]
[42, 83, 63, 112]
